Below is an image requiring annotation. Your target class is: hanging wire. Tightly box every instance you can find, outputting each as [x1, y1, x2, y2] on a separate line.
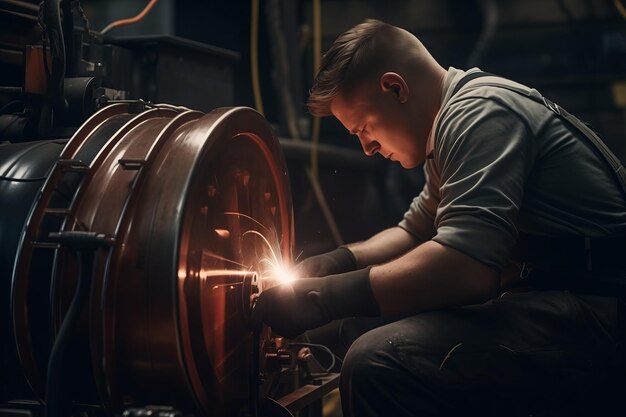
[307, 0, 342, 245]
[310, 0, 322, 179]
[266, 0, 303, 141]
[100, 0, 159, 34]
[300, 0, 342, 245]
[253, 0, 342, 245]
[251, 0, 265, 115]
[36, 2, 51, 81]
[615, 0, 626, 20]
[288, 342, 342, 373]
[72, 0, 93, 36]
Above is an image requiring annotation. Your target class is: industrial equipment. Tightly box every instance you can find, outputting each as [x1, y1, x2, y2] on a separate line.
[0, 1, 339, 416]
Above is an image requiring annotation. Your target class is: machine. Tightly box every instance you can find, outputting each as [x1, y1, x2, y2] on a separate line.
[0, 1, 338, 416]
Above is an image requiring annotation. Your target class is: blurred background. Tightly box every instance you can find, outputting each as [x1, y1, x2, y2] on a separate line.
[2, 0, 626, 257]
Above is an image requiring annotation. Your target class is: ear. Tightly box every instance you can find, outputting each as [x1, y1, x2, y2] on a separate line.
[380, 72, 409, 103]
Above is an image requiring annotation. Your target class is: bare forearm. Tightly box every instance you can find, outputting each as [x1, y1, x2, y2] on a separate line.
[370, 240, 499, 316]
[345, 226, 420, 268]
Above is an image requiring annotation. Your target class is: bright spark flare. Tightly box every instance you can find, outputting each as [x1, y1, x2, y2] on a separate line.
[182, 212, 295, 288]
[241, 229, 297, 285]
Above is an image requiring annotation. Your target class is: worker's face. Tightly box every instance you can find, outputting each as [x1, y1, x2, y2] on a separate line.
[330, 78, 426, 169]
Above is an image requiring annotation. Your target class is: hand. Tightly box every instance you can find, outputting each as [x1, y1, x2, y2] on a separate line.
[249, 278, 331, 338]
[297, 247, 357, 277]
[249, 268, 379, 338]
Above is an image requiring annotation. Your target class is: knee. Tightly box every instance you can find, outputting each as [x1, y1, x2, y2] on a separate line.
[340, 328, 397, 389]
[339, 328, 438, 417]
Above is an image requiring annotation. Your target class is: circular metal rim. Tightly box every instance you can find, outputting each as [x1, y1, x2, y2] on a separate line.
[175, 107, 294, 414]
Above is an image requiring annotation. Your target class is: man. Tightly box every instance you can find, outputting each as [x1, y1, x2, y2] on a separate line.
[251, 19, 626, 416]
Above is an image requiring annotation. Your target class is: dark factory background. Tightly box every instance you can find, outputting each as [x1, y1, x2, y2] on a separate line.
[3, 0, 626, 257]
[83, 0, 626, 254]
[1, 1, 626, 417]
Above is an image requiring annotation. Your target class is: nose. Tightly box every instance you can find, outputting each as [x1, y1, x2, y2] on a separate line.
[358, 134, 380, 157]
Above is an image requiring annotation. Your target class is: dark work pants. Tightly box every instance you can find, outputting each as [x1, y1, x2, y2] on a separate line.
[309, 291, 625, 417]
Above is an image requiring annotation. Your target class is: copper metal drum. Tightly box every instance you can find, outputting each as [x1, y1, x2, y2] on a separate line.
[10, 103, 294, 416]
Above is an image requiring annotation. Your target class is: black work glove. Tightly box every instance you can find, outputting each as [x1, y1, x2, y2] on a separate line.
[249, 268, 380, 338]
[297, 247, 357, 277]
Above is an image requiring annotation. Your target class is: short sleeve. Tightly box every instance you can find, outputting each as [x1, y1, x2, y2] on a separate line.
[430, 98, 531, 270]
[398, 163, 438, 242]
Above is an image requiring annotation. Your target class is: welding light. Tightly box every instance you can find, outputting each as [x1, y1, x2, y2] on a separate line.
[270, 264, 298, 284]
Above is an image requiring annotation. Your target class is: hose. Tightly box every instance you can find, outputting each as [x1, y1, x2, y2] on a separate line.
[100, 0, 159, 34]
[44, 0, 67, 116]
[251, 0, 264, 115]
[465, 0, 499, 68]
[264, 0, 343, 246]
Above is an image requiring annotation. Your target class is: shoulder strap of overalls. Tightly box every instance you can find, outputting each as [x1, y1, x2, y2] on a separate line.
[451, 71, 626, 198]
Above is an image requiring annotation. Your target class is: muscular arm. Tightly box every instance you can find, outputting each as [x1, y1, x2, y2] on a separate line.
[370, 240, 499, 316]
[345, 226, 420, 268]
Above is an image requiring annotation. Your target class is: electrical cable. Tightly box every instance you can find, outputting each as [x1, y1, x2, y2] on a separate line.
[72, 0, 93, 35]
[250, 0, 264, 115]
[305, 0, 343, 245]
[266, 0, 302, 141]
[310, 0, 322, 180]
[61, 0, 75, 76]
[262, 0, 343, 245]
[288, 342, 342, 373]
[42, 35, 51, 80]
[465, 0, 498, 68]
[43, 0, 66, 114]
[36, 2, 51, 81]
[100, 0, 159, 35]
[555, 0, 575, 22]
[615, 0, 626, 20]
[2, 0, 39, 12]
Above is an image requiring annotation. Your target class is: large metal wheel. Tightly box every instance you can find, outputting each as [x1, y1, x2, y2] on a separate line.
[9, 104, 294, 416]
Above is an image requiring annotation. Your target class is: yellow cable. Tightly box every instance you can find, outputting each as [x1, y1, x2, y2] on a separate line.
[101, 0, 159, 34]
[306, 0, 342, 245]
[251, 0, 264, 115]
[615, 0, 626, 20]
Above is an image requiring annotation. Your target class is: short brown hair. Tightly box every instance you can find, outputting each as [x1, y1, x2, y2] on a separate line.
[307, 19, 398, 117]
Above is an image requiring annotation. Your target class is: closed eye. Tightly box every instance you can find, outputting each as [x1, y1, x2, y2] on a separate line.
[350, 125, 367, 136]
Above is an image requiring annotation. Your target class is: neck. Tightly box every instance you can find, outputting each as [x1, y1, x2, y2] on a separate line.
[427, 66, 446, 121]
[411, 64, 446, 156]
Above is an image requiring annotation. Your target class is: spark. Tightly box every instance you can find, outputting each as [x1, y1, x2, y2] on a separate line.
[199, 269, 254, 278]
[214, 228, 230, 238]
[242, 229, 297, 284]
[202, 249, 249, 268]
[181, 212, 295, 289]
[242, 230, 280, 267]
[211, 283, 244, 289]
[224, 211, 269, 232]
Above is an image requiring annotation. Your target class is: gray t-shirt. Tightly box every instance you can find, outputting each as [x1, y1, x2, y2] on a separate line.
[399, 67, 626, 270]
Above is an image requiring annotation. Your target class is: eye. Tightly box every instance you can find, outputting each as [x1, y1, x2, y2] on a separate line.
[351, 125, 368, 137]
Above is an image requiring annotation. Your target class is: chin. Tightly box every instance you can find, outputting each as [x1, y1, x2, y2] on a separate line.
[399, 159, 418, 169]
